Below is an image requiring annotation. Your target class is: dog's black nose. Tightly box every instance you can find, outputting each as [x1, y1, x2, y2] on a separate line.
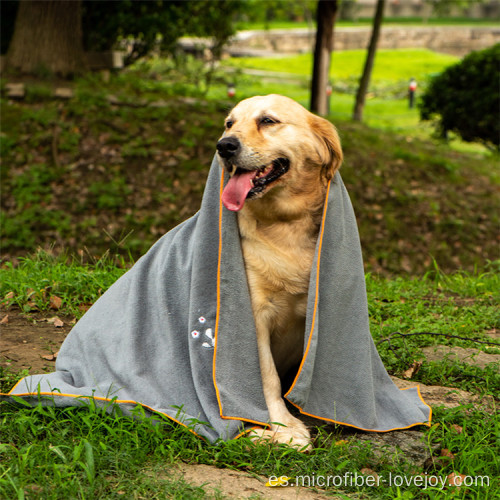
[216, 136, 241, 159]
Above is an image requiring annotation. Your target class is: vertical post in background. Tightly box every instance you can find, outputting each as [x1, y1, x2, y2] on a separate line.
[310, 0, 338, 116]
[408, 78, 417, 108]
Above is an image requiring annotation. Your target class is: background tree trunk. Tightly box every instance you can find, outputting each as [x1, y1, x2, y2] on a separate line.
[352, 0, 385, 121]
[5, 0, 87, 77]
[310, 0, 338, 115]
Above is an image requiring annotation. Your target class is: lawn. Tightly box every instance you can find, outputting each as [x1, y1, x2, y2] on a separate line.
[1, 255, 499, 498]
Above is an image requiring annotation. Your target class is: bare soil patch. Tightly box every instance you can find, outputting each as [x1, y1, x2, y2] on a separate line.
[171, 463, 345, 499]
[0, 306, 73, 377]
[421, 345, 500, 369]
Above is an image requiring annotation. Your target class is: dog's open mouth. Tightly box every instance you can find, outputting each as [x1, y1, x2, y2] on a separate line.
[222, 158, 290, 212]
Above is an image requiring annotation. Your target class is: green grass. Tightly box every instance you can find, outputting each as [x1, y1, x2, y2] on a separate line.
[1, 254, 498, 498]
[1, 401, 498, 499]
[0, 251, 129, 318]
[225, 48, 458, 82]
[365, 269, 500, 394]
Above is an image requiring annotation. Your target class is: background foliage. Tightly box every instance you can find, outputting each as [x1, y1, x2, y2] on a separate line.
[1, 56, 498, 275]
[82, 0, 243, 64]
[419, 43, 500, 149]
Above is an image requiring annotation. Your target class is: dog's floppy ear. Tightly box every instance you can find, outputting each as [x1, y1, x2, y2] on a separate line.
[309, 114, 343, 182]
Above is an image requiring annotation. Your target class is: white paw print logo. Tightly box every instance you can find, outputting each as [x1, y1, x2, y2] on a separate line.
[191, 316, 215, 349]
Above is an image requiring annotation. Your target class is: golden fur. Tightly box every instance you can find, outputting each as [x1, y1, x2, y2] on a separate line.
[216, 95, 343, 449]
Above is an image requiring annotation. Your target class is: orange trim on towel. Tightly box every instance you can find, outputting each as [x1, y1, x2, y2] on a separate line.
[283, 179, 331, 399]
[219, 414, 270, 428]
[5, 377, 25, 394]
[234, 425, 267, 440]
[6, 386, 205, 440]
[212, 169, 225, 417]
[286, 385, 432, 432]
[210, 169, 271, 430]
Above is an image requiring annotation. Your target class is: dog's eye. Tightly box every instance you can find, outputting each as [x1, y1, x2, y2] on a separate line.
[260, 116, 279, 125]
[225, 120, 234, 129]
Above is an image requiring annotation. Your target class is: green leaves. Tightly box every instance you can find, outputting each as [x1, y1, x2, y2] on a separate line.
[420, 44, 500, 149]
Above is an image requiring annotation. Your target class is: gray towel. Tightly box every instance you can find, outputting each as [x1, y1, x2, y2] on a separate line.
[6, 156, 431, 442]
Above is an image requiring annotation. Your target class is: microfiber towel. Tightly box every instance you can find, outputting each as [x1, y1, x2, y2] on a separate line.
[6, 156, 431, 442]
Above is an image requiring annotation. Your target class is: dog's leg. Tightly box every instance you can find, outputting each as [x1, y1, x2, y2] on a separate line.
[251, 308, 311, 450]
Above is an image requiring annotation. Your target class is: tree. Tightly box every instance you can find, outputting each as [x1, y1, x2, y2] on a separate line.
[352, 0, 385, 122]
[3, 0, 242, 77]
[0, 1, 19, 55]
[4, 0, 87, 77]
[419, 44, 500, 150]
[310, 0, 338, 115]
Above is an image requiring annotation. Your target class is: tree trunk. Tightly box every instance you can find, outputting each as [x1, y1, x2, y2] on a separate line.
[5, 0, 87, 77]
[310, 0, 338, 115]
[352, 0, 385, 121]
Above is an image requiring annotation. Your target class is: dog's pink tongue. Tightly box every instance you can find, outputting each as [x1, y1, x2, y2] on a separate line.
[221, 170, 256, 211]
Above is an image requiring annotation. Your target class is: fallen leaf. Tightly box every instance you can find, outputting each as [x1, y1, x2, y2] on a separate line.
[450, 424, 463, 434]
[41, 350, 59, 361]
[360, 467, 379, 480]
[335, 440, 349, 446]
[24, 485, 43, 495]
[440, 448, 455, 461]
[402, 361, 423, 379]
[447, 472, 467, 488]
[50, 295, 63, 310]
[4, 291, 14, 300]
[47, 317, 64, 327]
[265, 476, 291, 487]
[0, 314, 9, 324]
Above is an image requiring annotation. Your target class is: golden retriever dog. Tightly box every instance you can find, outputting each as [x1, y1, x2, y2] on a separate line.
[216, 95, 343, 449]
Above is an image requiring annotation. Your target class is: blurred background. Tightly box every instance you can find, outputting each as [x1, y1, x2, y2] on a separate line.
[1, 0, 499, 275]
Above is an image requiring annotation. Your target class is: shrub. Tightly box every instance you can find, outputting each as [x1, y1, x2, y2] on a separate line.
[419, 44, 500, 150]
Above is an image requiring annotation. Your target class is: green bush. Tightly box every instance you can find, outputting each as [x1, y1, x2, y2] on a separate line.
[419, 44, 500, 150]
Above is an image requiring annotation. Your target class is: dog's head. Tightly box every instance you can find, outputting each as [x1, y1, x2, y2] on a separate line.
[217, 94, 343, 212]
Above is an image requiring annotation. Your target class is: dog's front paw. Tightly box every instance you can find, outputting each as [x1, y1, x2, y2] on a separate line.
[272, 415, 312, 451]
[250, 415, 312, 451]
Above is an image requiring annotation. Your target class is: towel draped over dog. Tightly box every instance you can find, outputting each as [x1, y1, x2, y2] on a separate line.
[7, 156, 431, 441]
